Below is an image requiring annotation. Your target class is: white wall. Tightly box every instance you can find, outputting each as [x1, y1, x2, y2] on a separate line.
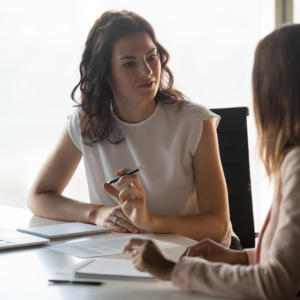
[0, 0, 277, 231]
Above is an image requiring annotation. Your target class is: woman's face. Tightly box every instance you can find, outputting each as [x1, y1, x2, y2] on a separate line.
[108, 31, 161, 107]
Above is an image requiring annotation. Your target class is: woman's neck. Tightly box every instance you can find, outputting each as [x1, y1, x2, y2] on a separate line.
[113, 99, 156, 123]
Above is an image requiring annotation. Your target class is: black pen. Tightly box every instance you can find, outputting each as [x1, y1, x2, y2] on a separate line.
[49, 279, 104, 285]
[107, 165, 146, 184]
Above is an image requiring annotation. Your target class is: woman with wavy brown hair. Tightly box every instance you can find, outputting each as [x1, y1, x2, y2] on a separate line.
[28, 10, 233, 246]
[124, 24, 300, 300]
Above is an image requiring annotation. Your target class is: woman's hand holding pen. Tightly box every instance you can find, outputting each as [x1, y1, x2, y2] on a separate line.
[91, 205, 144, 234]
[103, 168, 150, 230]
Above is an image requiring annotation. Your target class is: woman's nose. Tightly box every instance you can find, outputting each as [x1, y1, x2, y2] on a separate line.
[139, 61, 153, 77]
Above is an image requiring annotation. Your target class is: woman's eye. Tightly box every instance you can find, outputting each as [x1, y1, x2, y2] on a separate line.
[147, 54, 157, 61]
[123, 61, 135, 68]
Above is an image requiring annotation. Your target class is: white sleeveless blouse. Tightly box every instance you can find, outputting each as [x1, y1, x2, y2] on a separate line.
[68, 101, 219, 215]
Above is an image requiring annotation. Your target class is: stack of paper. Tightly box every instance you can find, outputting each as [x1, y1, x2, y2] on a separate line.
[76, 258, 154, 279]
[17, 222, 109, 239]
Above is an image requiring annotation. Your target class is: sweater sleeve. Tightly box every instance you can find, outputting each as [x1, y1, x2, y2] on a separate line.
[246, 248, 256, 265]
[171, 148, 300, 300]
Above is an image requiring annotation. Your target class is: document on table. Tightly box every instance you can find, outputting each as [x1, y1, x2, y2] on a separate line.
[76, 258, 154, 279]
[48, 234, 179, 258]
[17, 222, 109, 239]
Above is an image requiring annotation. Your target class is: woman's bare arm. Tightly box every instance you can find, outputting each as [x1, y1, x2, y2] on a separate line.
[28, 126, 97, 222]
[28, 125, 144, 235]
[144, 118, 229, 242]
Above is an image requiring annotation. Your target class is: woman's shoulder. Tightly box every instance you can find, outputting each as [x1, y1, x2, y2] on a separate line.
[160, 100, 218, 120]
[280, 146, 300, 177]
[70, 106, 84, 118]
[68, 106, 85, 135]
[68, 107, 84, 125]
[282, 146, 300, 164]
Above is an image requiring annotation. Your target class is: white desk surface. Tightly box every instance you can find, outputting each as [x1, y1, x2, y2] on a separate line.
[0, 204, 233, 300]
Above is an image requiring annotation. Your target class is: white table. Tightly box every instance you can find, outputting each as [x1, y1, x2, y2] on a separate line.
[0, 205, 233, 300]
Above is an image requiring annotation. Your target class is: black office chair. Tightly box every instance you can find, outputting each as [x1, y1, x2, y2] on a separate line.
[210, 107, 255, 248]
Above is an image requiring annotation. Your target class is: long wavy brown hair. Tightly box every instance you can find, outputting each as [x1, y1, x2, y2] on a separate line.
[71, 10, 187, 145]
[252, 24, 300, 178]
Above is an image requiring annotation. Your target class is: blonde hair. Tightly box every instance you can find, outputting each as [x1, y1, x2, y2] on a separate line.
[252, 24, 300, 178]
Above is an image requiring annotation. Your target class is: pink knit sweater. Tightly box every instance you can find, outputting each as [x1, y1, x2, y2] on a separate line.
[171, 147, 300, 299]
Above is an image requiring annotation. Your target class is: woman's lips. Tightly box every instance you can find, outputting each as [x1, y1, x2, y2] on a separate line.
[139, 81, 155, 88]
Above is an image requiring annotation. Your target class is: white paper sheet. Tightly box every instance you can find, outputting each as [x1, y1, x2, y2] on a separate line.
[76, 258, 154, 279]
[17, 222, 109, 239]
[48, 234, 179, 258]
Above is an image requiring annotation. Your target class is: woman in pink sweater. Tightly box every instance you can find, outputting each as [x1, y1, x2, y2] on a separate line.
[123, 24, 300, 299]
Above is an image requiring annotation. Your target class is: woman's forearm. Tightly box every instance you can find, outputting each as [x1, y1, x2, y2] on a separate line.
[144, 212, 229, 242]
[28, 192, 99, 223]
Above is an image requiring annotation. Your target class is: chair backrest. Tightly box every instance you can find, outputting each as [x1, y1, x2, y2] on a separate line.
[210, 107, 255, 248]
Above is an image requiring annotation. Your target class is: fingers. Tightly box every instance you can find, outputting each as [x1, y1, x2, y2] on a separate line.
[182, 238, 228, 262]
[182, 239, 214, 258]
[118, 185, 137, 205]
[112, 217, 143, 234]
[123, 239, 151, 272]
[100, 207, 144, 234]
[103, 217, 138, 234]
[131, 250, 145, 272]
[186, 246, 203, 257]
[123, 238, 148, 253]
[103, 219, 127, 233]
[180, 246, 195, 258]
[123, 238, 174, 280]
[180, 248, 188, 258]
[115, 168, 131, 176]
[102, 168, 140, 200]
[103, 182, 120, 198]
[180, 242, 209, 258]
[103, 168, 147, 229]
[114, 168, 141, 188]
[116, 174, 140, 188]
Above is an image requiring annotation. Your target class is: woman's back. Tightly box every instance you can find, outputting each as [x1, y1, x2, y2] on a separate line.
[171, 146, 300, 299]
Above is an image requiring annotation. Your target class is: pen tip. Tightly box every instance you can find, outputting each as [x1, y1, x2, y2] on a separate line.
[138, 165, 146, 170]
